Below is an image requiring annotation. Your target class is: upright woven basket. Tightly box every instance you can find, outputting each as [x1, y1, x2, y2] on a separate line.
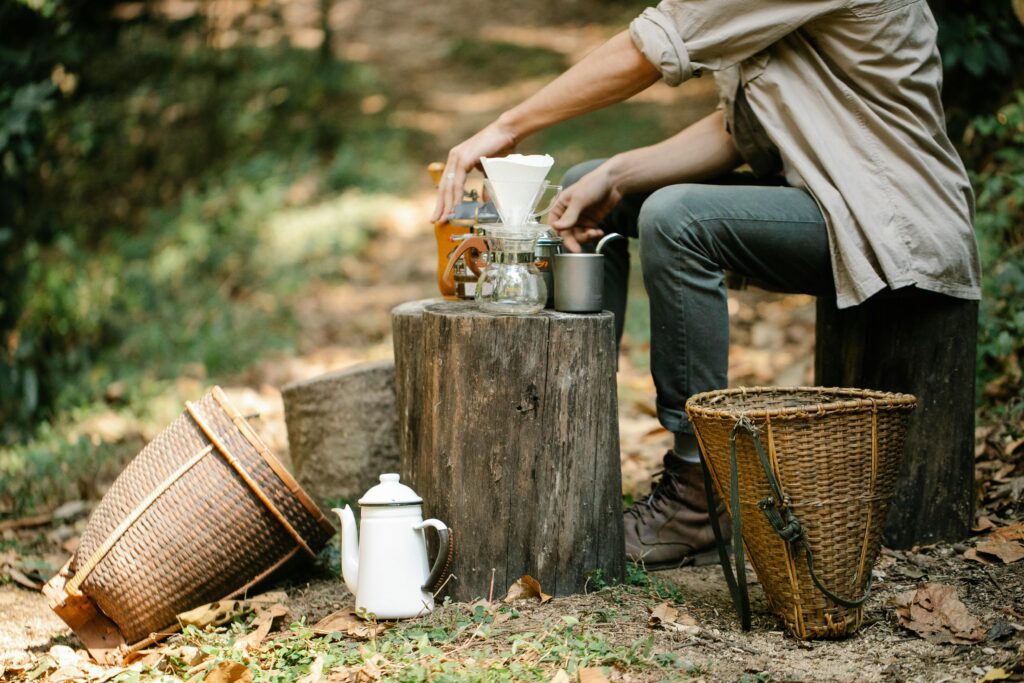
[44, 387, 335, 663]
[686, 387, 916, 639]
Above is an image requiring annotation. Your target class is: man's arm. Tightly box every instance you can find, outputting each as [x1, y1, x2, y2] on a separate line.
[497, 31, 661, 141]
[549, 110, 742, 251]
[601, 109, 742, 195]
[431, 31, 660, 222]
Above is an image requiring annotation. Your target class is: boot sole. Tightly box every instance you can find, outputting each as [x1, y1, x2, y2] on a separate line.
[633, 547, 726, 572]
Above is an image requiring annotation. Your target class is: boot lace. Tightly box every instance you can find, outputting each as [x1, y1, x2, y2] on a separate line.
[626, 467, 686, 524]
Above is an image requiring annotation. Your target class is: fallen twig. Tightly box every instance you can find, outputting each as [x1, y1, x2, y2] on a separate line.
[0, 512, 52, 532]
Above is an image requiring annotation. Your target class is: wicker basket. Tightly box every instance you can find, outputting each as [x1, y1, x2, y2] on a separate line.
[43, 387, 335, 663]
[685, 387, 916, 639]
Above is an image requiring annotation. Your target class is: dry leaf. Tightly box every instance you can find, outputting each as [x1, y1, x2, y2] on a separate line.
[648, 602, 678, 628]
[647, 602, 701, 635]
[974, 517, 997, 533]
[312, 609, 390, 640]
[232, 618, 272, 655]
[891, 582, 986, 644]
[179, 601, 247, 628]
[503, 575, 552, 604]
[974, 540, 1024, 564]
[234, 604, 287, 652]
[7, 567, 41, 591]
[550, 669, 571, 683]
[963, 548, 990, 565]
[991, 523, 1024, 542]
[978, 668, 1012, 682]
[297, 654, 326, 683]
[179, 592, 287, 629]
[205, 661, 253, 683]
[579, 667, 611, 683]
[356, 654, 385, 682]
[52, 500, 89, 520]
[634, 401, 658, 418]
[328, 665, 357, 682]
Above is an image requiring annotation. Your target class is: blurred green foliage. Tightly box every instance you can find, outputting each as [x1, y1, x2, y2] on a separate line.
[931, 1, 1024, 422]
[0, 3, 423, 447]
[445, 38, 567, 86]
[968, 92, 1024, 425]
[932, 0, 1024, 140]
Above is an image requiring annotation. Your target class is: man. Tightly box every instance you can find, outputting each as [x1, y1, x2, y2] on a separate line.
[431, 0, 980, 569]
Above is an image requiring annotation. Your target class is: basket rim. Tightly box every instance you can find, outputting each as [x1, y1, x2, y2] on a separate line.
[685, 386, 916, 420]
[211, 386, 335, 538]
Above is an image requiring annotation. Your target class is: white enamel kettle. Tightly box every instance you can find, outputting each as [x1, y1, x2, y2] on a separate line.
[333, 473, 452, 619]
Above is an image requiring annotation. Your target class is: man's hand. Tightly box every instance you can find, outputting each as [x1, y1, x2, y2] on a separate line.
[429, 31, 661, 225]
[549, 165, 622, 252]
[430, 121, 517, 224]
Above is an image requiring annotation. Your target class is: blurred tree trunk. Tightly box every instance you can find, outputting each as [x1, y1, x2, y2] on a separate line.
[320, 0, 332, 64]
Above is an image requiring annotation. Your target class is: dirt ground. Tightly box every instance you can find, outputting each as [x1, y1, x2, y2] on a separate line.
[3, 0, 1023, 681]
[3, 183, 1022, 680]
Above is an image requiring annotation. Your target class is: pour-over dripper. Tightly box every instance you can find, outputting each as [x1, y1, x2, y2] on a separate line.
[480, 154, 556, 226]
[483, 180, 562, 227]
[480, 154, 554, 185]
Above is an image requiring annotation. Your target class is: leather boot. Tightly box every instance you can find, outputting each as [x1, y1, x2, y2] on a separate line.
[623, 451, 732, 569]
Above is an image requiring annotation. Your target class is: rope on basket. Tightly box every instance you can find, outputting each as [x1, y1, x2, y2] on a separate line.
[703, 415, 874, 630]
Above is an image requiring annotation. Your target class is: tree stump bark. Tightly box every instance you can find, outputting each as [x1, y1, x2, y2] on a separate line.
[393, 300, 625, 601]
[814, 289, 978, 548]
[282, 361, 400, 510]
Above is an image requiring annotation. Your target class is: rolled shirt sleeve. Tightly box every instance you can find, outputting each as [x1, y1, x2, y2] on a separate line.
[629, 7, 695, 86]
[629, 0, 848, 86]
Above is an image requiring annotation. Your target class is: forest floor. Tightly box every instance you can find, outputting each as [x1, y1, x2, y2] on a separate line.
[2, 0, 1023, 681]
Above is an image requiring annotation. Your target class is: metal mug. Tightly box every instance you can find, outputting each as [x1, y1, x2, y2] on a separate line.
[553, 253, 603, 313]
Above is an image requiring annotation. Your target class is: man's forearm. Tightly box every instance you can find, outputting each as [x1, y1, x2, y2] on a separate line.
[602, 111, 743, 195]
[497, 31, 661, 143]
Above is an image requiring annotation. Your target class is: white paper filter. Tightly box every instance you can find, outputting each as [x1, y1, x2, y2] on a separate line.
[480, 154, 554, 226]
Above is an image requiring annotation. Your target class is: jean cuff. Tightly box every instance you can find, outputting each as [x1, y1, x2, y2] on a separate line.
[656, 400, 693, 434]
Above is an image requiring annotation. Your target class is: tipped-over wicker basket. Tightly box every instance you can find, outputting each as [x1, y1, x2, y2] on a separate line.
[686, 387, 916, 639]
[43, 387, 335, 663]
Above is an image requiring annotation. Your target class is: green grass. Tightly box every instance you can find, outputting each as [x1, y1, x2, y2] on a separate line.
[99, 590, 705, 683]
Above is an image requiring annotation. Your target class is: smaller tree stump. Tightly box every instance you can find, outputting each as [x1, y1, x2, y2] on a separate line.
[814, 290, 978, 548]
[393, 300, 625, 601]
[282, 360, 400, 509]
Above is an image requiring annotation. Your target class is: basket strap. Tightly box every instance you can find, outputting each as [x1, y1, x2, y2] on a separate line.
[186, 401, 315, 558]
[740, 416, 873, 610]
[700, 451, 750, 630]
[66, 444, 214, 595]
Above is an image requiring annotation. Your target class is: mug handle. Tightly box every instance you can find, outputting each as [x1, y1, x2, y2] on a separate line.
[414, 519, 453, 593]
[440, 236, 488, 295]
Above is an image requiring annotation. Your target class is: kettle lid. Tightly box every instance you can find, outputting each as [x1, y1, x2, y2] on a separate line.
[358, 473, 422, 506]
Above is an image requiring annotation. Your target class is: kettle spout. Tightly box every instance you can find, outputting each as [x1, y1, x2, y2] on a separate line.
[333, 505, 359, 594]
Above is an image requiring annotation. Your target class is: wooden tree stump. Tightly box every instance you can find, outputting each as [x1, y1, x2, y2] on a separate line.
[814, 289, 978, 548]
[393, 300, 625, 601]
[282, 361, 400, 509]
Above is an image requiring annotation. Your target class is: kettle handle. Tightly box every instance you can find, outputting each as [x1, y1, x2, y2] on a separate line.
[415, 519, 453, 594]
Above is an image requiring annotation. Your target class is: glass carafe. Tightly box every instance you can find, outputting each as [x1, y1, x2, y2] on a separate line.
[475, 226, 548, 315]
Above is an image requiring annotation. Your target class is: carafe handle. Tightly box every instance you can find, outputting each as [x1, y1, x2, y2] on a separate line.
[530, 183, 563, 221]
[414, 519, 453, 594]
[440, 236, 488, 295]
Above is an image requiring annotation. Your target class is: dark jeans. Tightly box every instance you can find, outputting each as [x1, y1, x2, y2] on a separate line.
[563, 160, 834, 434]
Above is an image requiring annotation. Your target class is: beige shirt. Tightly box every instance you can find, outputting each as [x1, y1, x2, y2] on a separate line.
[630, 0, 981, 308]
